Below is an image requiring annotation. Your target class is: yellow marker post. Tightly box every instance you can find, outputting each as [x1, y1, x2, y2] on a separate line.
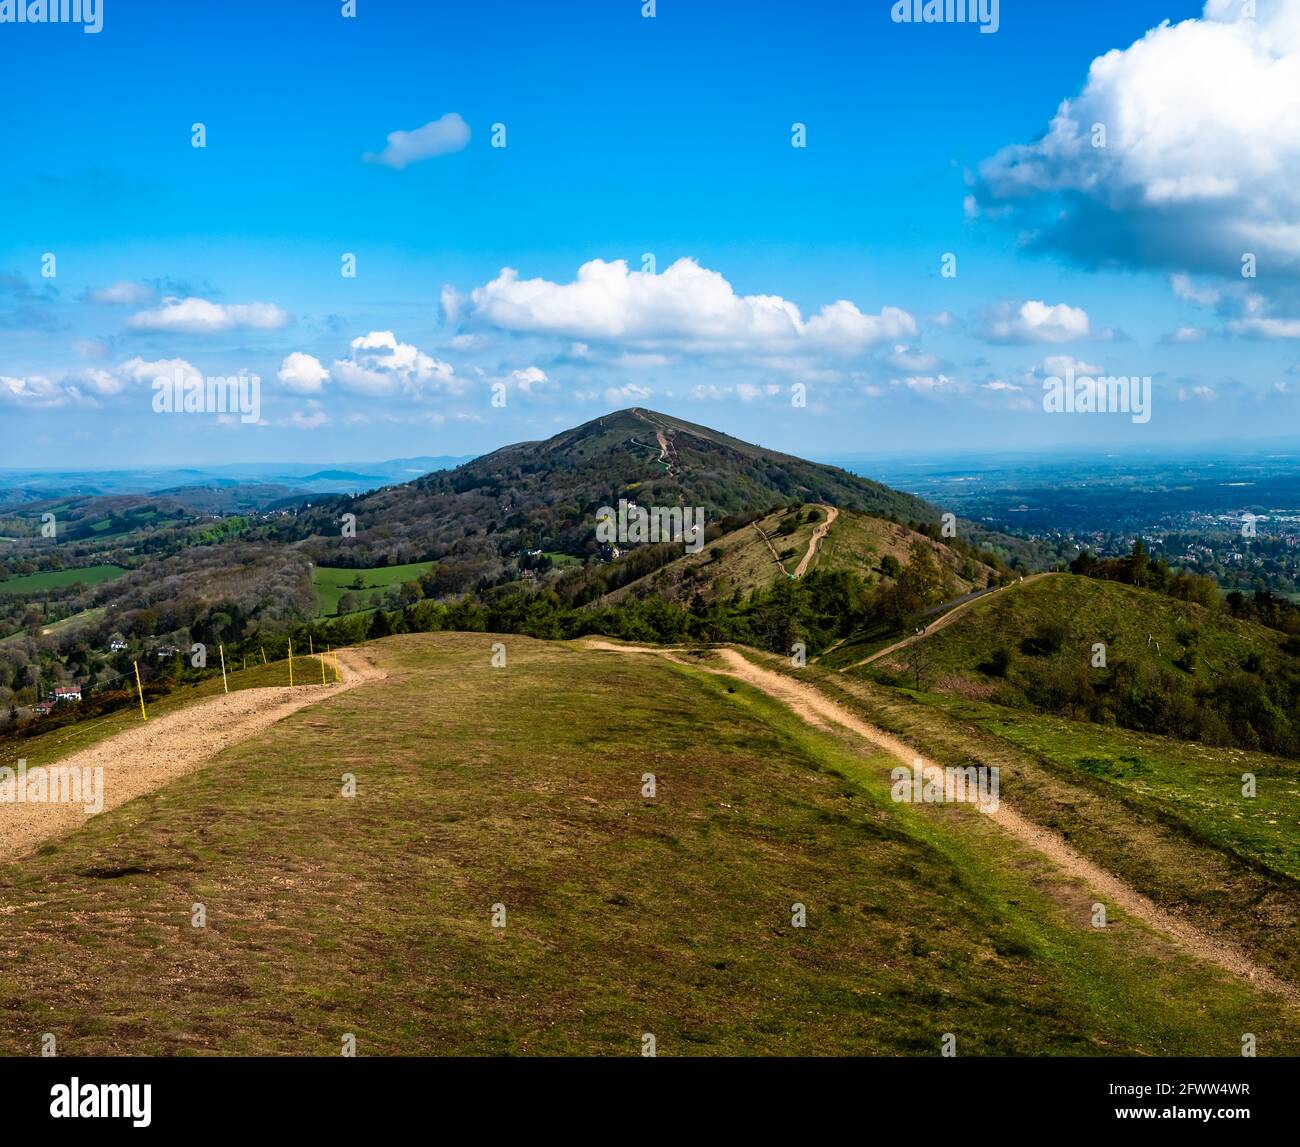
[133, 661, 147, 721]
[288, 640, 294, 687]
[219, 644, 228, 693]
[320, 647, 326, 686]
[260, 646, 267, 666]
[309, 635, 314, 657]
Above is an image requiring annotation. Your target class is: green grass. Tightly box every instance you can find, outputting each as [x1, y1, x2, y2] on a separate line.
[311, 561, 434, 616]
[907, 690, 1300, 882]
[0, 564, 125, 595]
[764, 651, 1300, 989]
[0, 632, 1292, 1055]
[861, 572, 1287, 691]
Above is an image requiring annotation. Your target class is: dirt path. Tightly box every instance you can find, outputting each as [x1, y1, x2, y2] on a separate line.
[794, 506, 838, 578]
[751, 522, 789, 574]
[0, 648, 387, 863]
[583, 638, 1300, 1005]
[842, 572, 1052, 671]
[632, 409, 677, 476]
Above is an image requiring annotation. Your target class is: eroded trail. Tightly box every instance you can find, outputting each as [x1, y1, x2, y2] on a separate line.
[0, 649, 387, 863]
[584, 639, 1300, 1005]
[794, 506, 838, 578]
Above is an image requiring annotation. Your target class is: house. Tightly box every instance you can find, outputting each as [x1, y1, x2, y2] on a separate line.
[32, 701, 53, 717]
[108, 633, 128, 653]
[50, 685, 82, 704]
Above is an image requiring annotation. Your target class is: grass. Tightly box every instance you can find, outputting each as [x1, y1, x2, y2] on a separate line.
[0, 564, 125, 595]
[0, 632, 1292, 1055]
[760, 650, 1300, 989]
[311, 561, 434, 616]
[602, 506, 817, 605]
[860, 572, 1289, 692]
[908, 690, 1300, 883]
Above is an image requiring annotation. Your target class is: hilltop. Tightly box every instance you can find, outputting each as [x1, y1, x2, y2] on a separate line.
[290, 408, 938, 582]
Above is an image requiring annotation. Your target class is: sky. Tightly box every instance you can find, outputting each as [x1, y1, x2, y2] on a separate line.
[3, 0, 1300, 468]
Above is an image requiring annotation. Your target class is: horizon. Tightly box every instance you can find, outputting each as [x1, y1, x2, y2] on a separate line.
[6, 0, 1300, 467]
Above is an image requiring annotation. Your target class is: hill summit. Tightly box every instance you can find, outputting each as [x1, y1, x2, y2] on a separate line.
[296, 408, 938, 580]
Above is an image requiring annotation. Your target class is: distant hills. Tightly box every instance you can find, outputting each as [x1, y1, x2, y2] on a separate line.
[0, 456, 473, 509]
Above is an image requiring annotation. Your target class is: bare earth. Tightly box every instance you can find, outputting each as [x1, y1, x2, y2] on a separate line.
[584, 638, 1300, 1006]
[0, 648, 386, 863]
[794, 506, 838, 578]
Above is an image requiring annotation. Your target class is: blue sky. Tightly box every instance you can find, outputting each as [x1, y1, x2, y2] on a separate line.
[3, 0, 1299, 467]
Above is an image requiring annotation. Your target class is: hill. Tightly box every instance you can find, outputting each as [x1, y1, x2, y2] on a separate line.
[601, 504, 999, 607]
[1, 631, 1293, 1055]
[857, 572, 1300, 757]
[288, 408, 939, 583]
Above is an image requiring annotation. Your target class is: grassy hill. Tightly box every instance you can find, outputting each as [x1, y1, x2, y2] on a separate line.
[602, 505, 997, 607]
[858, 572, 1300, 756]
[0, 631, 1292, 1055]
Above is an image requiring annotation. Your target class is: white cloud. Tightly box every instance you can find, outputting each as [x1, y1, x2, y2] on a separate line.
[460, 257, 915, 358]
[605, 382, 653, 404]
[73, 356, 199, 397]
[86, 281, 155, 306]
[1171, 273, 1221, 307]
[1040, 354, 1103, 377]
[289, 408, 329, 430]
[974, 1, 1300, 278]
[364, 113, 471, 170]
[0, 374, 63, 407]
[128, 297, 291, 333]
[1164, 325, 1209, 343]
[330, 330, 458, 396]
[277, 352, 329, 393]
[508, 366, 549, 393]
[985, 300, 1093, 343]
[1226, 293, 1300, 338]
[887, 344, 942, 372]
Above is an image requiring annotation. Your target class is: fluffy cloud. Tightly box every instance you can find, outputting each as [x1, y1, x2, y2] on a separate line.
[330, 331, 458, 396]
[0, 374, 63, 407]
[277, 351, 330, 393]
[364, 113, 471, 169]
[972, 1, 1300, 279]
[457, 258, 916, 358]
[85, 281, 156, 306]
[983, 300, 1093, 343]
[508, 366, 550, 393]
[128, 297, 291, 333]
[75, 355, 199, 396]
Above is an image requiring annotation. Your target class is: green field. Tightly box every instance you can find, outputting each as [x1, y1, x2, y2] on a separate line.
[0, 632, 1293, 1055]
[311, 561, 434, 616]
[0, 565, 125, 595]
